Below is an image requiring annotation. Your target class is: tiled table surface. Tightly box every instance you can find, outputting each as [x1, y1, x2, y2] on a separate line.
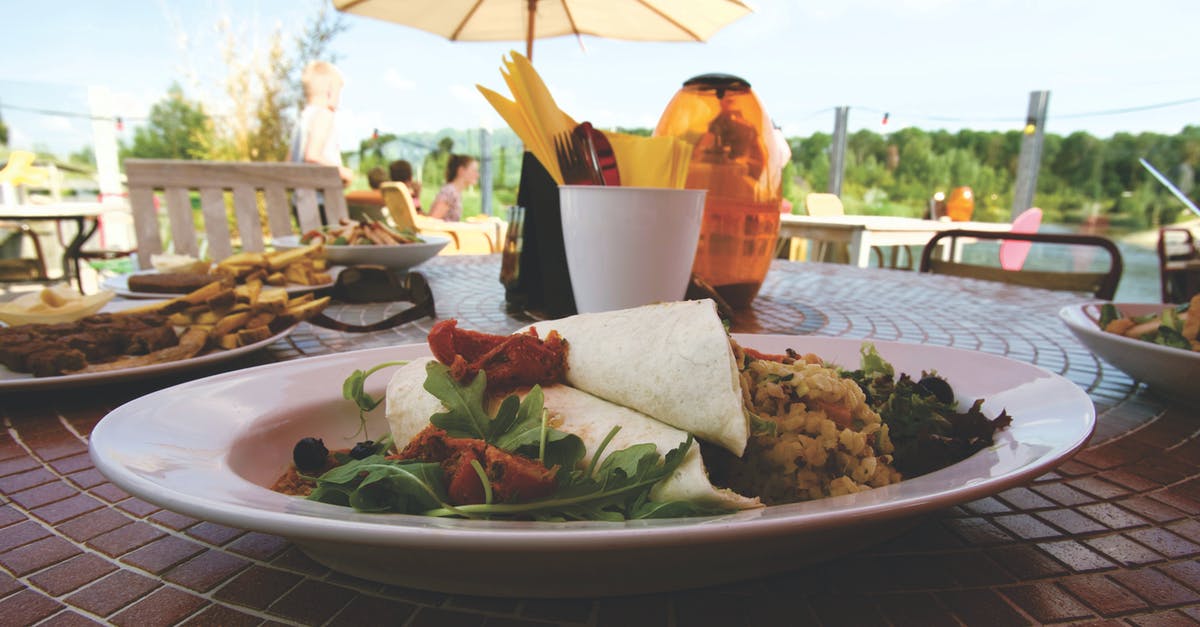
[1, 255, 1198, 626]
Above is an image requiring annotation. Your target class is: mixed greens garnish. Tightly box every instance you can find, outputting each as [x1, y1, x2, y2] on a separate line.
[845, 344, 1012, 476]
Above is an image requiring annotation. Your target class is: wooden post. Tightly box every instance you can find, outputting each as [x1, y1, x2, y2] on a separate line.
[1012, 90, 1050, 219]
[829, 106, 849, 197]
[480, 127, 494, 216]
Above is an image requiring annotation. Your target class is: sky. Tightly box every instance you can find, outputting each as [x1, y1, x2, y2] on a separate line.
[2, 0, 1199, 157]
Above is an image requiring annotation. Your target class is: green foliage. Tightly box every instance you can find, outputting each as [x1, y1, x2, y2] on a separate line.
[121, 83, 210, 160]
[787, 125, 1200, 227]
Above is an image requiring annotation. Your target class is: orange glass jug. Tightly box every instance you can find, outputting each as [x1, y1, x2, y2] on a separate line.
[946, 186, 975, 221]
[654, 74, 783, 308]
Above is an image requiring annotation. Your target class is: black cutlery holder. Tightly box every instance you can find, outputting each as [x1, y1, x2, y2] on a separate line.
[506, 151, 577, 318]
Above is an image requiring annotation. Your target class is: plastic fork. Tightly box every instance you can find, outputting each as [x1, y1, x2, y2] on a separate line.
[553, 131, 602, 186]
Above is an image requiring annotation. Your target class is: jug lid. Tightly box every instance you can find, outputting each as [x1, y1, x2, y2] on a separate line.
[683, 73, 751, 91]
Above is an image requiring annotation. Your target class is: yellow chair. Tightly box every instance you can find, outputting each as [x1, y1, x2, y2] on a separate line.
[0, 151, 48, 187]
[380, 182, 503, 255]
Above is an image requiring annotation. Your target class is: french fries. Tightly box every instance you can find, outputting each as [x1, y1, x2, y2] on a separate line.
[212, 244, 332, 287]
[114, 280, 331, 351]
[300, 218, 423, 247]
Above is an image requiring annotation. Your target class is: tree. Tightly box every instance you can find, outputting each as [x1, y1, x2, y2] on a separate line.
[123, 83, 210, 160]
[0, 109, 8, 146]
[186, 3, 346, 162]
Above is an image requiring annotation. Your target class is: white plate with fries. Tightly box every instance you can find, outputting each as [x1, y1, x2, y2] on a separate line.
[103, 243, 338, 299]
[275, 234, 451, 271]
[0, 282, 330, 392]
[102, 270, 338, 300]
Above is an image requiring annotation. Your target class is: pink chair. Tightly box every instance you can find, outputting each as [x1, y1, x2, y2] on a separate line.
[1000, 208, 1043, 271]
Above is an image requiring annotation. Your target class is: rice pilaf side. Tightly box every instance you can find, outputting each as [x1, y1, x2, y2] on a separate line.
[724, 344, 902, 504]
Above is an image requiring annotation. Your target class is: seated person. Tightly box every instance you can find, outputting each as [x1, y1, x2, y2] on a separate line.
[427, 155, 478, 222]
[345, 166, 389, 223]
[388, 159, 423, 214]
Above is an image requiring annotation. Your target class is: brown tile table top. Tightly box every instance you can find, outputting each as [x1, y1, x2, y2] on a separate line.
[1, 255, 1197, 626]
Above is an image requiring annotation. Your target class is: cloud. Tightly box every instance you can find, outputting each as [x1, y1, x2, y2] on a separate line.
[336, 107, 387, 149]
[449, 83, 482, 106]
[39, 116, 75, 133]
[382, 68, 417, 92]
[106, 88, 156, 120]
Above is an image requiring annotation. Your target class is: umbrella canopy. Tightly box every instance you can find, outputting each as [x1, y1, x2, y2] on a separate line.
[333, 0, 753, 60]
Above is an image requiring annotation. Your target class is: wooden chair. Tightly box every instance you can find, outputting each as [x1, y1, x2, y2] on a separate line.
[0, 222, 50, 282]
[125, 159, 347, 269]
[919, 230, 1123, 300]
[379, 182, 502, 255]
[1157, 227, 1200, 303]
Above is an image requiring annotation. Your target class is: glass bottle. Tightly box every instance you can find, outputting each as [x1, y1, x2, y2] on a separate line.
[654, 74, 783, 308]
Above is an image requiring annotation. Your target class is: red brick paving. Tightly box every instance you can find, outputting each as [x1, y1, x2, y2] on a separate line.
[163, 549, 251, 593]
[110, 587, 206, 627]
[64, 570, 160, 617]
[0, 536, 83, 576]
[56, 507, 132, 542]
[0, 589, 65, 624]
[120, 535, 207, 575]
[28, 553, 117, 596]
[86, 520, 166, 558]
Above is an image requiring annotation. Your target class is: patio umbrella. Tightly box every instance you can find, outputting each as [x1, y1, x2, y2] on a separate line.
[333, 0, 753, 61]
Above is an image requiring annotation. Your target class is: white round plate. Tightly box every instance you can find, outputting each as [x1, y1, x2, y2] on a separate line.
[101, 269, 337, 300]
[89, 336, 1096, 597]
[274, 234, 450, 271]
[1060, 302, 1200, 402]
[0, 301, 298, 392]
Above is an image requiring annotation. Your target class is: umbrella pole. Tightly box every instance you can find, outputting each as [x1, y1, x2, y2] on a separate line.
[526, 0, 537, 61]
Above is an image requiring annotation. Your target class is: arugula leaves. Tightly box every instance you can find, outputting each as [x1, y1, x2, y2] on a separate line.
[342, 361, 409, 438]
[306, 434, 700, 520]
[421, 361, 586, 472]
[311, 361, 712, 520]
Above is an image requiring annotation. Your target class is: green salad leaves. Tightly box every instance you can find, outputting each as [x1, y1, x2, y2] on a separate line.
[308, 362, 717, 521]
[846, 344, 1011, 476]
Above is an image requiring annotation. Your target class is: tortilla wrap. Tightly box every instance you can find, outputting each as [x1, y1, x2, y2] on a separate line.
[522, 300, 748, 456]
[386, 357, 759, 510]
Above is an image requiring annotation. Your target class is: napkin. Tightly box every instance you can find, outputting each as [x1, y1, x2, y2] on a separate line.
[602, 133, 693, 189]
[478, 52, 692, 188]
[477, 53, 575, 185]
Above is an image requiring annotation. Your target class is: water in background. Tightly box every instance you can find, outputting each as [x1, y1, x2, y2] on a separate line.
[956, 223, 1160, 303]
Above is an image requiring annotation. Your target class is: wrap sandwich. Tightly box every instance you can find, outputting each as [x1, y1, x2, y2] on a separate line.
[386, 357, 760, 510]
[519, 299, 749, 456]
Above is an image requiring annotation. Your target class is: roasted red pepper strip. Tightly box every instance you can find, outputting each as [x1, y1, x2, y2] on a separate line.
[428, 319, 566, 390]
[396, 425, 557, 505]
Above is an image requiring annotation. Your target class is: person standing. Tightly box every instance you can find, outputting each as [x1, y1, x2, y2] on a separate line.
[290, 61, 353, 186]
[427, 154, 478, 222]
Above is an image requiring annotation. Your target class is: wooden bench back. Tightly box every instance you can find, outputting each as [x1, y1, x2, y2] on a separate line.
[125, 159, 347, 268]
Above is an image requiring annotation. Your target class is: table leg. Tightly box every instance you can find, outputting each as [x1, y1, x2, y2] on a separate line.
[849, 231, 872, 268]
[62, 216, 99, 293]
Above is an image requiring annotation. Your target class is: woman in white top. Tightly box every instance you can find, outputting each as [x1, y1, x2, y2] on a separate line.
[290, 61, 353, 186]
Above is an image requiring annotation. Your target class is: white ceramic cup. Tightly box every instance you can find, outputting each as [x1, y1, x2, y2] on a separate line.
[559, 186, 706, 314]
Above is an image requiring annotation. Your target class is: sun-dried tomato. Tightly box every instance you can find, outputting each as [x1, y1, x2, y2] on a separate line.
[427, 319, 566, 391]
[396, 425, 557, 505]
